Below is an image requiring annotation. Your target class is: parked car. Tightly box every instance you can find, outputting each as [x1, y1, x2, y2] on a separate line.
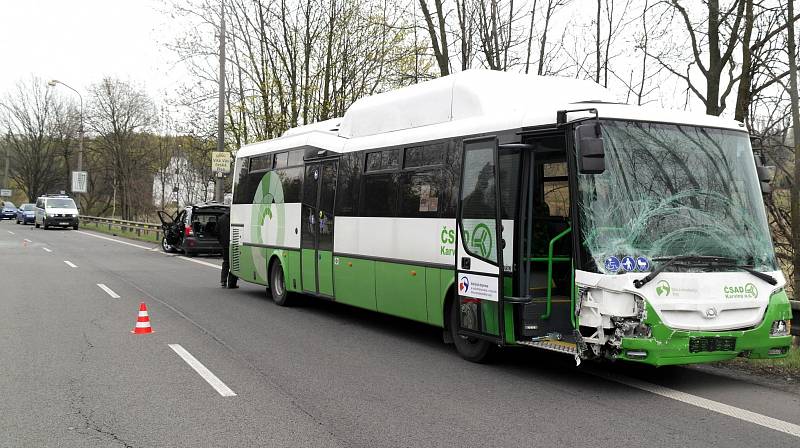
[158, 202, 228, 256]
[15, 203, 35, 225]
[34, 195, 80, 229]
[1, 201, 17, 220]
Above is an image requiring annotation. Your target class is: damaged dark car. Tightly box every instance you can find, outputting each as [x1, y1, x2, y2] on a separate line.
[158, 203, 228, 257]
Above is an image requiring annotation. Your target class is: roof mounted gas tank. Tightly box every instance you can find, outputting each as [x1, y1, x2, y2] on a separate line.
[337, 69, 615, 139]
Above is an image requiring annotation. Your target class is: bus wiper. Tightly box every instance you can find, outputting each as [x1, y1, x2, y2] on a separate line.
[721, 263, 778, 286]
[633, 256, 736, 289]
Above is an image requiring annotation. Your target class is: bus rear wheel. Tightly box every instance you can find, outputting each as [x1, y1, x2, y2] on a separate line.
[270, 261, 294, 307]
[450, 298, 494, 363]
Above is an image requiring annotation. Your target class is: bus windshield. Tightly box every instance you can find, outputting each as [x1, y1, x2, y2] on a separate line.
[578, 120, 777, 273]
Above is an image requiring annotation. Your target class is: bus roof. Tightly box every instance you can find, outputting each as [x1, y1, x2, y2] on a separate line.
[237, 70, 745, 158]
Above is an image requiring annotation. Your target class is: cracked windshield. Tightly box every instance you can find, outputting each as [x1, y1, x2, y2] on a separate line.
[578, 121, 777, 273]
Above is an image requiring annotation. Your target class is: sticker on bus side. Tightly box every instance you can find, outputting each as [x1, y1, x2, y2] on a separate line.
[458, 273, 499, 302]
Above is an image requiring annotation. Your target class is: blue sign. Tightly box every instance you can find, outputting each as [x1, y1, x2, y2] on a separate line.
[621, 256, 636, 272]
[604, 256, 621, 273]
[636, 256, 651, 271]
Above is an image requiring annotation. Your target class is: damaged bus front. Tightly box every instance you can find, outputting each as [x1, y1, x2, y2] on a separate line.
[572, 119, 793, 366]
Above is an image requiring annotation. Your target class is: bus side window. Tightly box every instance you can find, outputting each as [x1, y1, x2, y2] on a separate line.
[542, 162, 569, 218]
[335, 152, 362, 216]
[361, 173, 397, 217]
[499, 152, 521, 220]
[275, 166, 303, 203]
[399, 171, 441, 218]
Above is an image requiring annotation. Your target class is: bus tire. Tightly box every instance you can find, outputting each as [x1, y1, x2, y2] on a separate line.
[450, 297, 494, 363]
[270, 260, 294, 306]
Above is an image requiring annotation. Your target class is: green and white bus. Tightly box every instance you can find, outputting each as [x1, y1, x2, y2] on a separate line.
[229, 70, 793, 366]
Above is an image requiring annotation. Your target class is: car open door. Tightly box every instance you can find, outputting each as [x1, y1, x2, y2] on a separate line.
[455, 136, 505, 344]
[158, 210, 184, 248]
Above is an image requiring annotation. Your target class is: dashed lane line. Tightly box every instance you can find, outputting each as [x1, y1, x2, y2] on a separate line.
[63, 260, 78, 268]
[592, 371, 800, 439]
[42, 247, 52, 253]
[7, 230, 14, 235]
[23, 238, 32, 243]
[97, 283, 120, 299]
[168, 344, 236, 397]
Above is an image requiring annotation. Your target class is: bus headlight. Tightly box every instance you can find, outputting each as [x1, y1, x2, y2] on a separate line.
[770, 320, 789, 337]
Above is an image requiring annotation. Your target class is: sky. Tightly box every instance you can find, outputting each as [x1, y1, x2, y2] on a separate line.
[0, 0, 186, 103]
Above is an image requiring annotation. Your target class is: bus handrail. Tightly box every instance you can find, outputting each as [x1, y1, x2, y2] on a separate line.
[540, 227, 572, 320]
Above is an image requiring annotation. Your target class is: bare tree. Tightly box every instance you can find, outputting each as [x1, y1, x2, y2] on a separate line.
[419, 0, 451, 76]
[0, 77, 71, 200]
[87, 78, 157, 220]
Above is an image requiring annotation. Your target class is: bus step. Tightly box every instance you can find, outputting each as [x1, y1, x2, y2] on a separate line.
[517, 339, 577, 355]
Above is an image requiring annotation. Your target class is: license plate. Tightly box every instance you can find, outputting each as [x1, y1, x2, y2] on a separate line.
[59, 222, 69, 225]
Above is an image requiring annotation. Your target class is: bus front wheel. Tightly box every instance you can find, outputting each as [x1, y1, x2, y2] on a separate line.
[270, 261, 294, 307]
[449, 298, 494, 363]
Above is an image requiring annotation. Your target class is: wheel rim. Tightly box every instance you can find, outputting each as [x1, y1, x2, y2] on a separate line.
[162, 238, 172, 251]
[273, 268, 284, 296]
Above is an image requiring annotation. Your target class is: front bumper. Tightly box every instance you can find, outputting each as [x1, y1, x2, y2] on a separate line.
[44, 216, 79, 227]
[617, 289, 793, 366]
[20, 215, 34, 223]
[1, 213, 15, 219]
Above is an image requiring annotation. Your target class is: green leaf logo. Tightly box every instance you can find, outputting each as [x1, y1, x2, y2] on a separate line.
[655, 280, 671, 297]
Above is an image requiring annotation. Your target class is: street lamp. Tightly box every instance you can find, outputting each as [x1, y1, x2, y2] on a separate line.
[47, 79, 84, 209]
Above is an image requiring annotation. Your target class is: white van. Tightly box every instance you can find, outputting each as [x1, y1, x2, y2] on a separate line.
[35, 195, 80, 230]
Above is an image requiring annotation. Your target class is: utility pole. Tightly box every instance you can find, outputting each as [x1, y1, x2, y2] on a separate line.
[3, 142, 8, 189]
[788, 0, 800, 302]
[214, 0, 226, 203]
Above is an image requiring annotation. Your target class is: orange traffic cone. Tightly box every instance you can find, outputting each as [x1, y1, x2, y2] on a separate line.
[131, 302, 153, 334]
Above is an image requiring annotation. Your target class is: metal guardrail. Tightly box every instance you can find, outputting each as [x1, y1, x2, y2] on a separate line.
[79, 215, 162, 242]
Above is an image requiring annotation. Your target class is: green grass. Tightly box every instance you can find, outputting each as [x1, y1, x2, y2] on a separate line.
[80, 221, 161, 244]
[724, 344, 800, 376]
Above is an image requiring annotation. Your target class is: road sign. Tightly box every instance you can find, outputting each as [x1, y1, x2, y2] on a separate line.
[211, 151, 231, 174]
[71, 171, 88, 193]
[0, 189, 11, 197]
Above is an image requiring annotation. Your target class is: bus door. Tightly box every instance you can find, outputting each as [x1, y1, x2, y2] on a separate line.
[519, 134, 576, 340]
[455, 136, 506, 343]
[301, 159, 338, 297]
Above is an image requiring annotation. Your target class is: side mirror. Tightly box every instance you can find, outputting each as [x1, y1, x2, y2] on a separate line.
[756, 165, 774, 183]
[576, 123, 605, 174]
[758, 165, 775, 195]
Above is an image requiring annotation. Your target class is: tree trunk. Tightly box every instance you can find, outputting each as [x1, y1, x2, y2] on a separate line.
[734, 0, 754, 122]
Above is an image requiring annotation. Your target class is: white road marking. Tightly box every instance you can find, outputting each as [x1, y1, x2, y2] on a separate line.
[63, 260, 78, 268]
[75, 229, 223, 270]
[7, 230, 14, 235]
[23, 238, 32, 243]
[42, 247, 52, 253]
[177, 256, 222, 270]
[595, 372, 800, 438]
[168, 344, 236, 397]
[97, 283, 120, 299]
[74, 230, 152, 250]
[149, 247, 160, 251]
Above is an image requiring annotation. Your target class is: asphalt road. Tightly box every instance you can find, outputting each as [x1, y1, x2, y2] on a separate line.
[1, 218, 799, 447]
